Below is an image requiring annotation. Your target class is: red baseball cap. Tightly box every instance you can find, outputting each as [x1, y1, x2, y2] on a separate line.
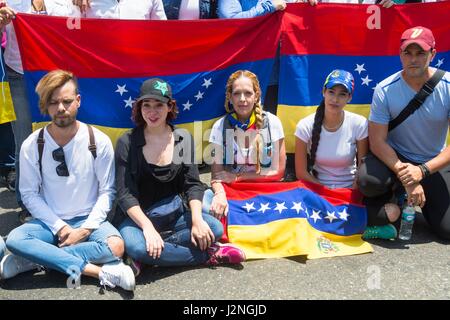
[400, 26, 435, 51]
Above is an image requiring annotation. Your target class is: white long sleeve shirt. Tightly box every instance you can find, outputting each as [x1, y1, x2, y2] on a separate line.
[4, 0, 80, 73]
[19, 123, 116, 234]
[85, 0, 167, 19]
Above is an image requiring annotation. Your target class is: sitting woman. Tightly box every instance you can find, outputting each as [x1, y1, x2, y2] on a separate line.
[294, 69, 400, 240]
[206, 70, 286, 219]
[114, 78, 245, 276]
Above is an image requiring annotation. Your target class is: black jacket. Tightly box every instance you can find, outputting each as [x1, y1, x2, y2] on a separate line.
[113, 126, 205, 226]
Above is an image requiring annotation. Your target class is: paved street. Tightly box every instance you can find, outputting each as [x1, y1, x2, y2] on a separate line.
[1, 171, 450, 301]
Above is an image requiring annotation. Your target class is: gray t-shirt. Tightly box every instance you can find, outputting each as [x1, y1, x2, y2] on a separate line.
[369, 69, 450, 163]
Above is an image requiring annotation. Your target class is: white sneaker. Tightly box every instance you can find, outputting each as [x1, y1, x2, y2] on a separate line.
[99, 261, 135, 291]
[0, 253, 41, 280]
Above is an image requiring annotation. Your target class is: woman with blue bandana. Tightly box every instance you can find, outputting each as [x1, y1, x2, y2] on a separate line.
[207, 70, 286, 220]
[294, 69, 399, 240]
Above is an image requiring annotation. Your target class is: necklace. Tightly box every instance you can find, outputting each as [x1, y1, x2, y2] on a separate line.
[323, 112, 345, 132]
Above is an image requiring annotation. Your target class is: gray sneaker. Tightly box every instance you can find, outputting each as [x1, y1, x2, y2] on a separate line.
[0, 253, 41, 280]
[99, 261, 135, 291]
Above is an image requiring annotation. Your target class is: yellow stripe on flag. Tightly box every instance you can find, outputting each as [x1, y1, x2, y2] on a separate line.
[276, 104, 371, 153]
[33, 117, 221, 163]
[0, 81, 16, 124]
[228, 218, 373, 260]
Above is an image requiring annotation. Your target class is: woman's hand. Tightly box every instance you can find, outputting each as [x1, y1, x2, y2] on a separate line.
[210, 192, 229, 220]
[191, 219, 215, 251]
[0, 6, 15, 28]
[214, 170, 237, 184]
[142, 226, 165, 259]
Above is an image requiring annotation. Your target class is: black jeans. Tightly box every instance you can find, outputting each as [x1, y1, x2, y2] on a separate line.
[358, 152, 450, 240]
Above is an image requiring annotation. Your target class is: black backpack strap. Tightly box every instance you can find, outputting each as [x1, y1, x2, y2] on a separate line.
[388, 69, 446, 132]
[37, 128, 45, 176]
[87, 125, 97, 159]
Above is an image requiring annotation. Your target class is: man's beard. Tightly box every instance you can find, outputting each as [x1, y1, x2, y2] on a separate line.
[53, 114, 75, 128]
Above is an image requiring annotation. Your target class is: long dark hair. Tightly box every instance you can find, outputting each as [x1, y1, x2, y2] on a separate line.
[309, 100, 325, 175]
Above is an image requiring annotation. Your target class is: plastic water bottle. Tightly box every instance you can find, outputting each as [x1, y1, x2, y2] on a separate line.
[398, 203, 416, 240]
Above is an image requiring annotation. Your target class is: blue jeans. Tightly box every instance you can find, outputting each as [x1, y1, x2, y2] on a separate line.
[6, 216, 122, 276]
[0, 236, 6, 261]
[119, 191, 223, 267]
[6, 66, 32, 206]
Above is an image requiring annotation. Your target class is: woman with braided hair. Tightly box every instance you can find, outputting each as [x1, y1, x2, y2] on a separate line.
[295, 69, 368, 189]
[295, 69, 400, 240]
[207, 70, 286, 220]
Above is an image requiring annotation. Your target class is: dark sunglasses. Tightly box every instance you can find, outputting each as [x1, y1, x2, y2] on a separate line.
[52, 147, 69, 177]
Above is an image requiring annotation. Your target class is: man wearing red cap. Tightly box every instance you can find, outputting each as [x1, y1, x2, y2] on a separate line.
[358, 26, 450, 240]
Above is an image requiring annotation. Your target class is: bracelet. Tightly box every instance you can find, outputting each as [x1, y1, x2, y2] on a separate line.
[418, 164, 431, 179]
[211, 179, 222, 185]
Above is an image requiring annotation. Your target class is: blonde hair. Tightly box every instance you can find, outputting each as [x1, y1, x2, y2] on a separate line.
[224, 70, 264, 173]
[35, 70, 79, 115]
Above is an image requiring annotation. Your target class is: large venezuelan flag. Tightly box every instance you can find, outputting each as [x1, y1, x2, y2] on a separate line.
[224, 181, 373, 259]
[12, 13, 281, 153]
[278, 2, 450, 153]
[0, 53, 16, 124]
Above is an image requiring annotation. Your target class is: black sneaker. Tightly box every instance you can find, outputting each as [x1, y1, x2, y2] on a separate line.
[18, 209, 33, 224]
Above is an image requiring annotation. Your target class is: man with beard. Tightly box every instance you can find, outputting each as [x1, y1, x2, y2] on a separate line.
[0, 70, 135, 291]
[358, 26, 450, 240]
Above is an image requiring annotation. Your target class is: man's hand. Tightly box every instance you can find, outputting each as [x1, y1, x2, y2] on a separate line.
[58, 227, 91, 247]
[398, 163, 423, 186]
[73, 0, 90, 14]
[405, 183, 426, 208]
[378, 0, 395, 8]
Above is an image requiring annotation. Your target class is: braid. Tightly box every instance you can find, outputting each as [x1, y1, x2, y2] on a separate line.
[254, 101, 263, 174]
[309, 100, 325, 175]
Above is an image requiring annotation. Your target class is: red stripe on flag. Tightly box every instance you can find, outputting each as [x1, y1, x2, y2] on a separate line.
[223, 181, 364, 206]
[14, 13, 282, 77]
[281, 2, 450, 56]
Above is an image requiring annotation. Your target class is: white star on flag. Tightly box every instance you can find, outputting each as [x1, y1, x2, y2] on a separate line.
[435, 58, 444, 68]
[354, 63, 366, 75]
[274, 202, 287, 214]
[258, 203, 271, 213]
[291, 202, 304, 214]
[123, 96, 134, 108]
[361, 75, 373, 86]
[202, 78, 213, 89]
[242, 202, 255, 213]
[194, 91, 204, 101]
[338, 208, 350, 221]
[182, 100, 193, 111]
[325, 211, 337, 223]
[115, 84, 128, 96]
[310, 210, 322, 223]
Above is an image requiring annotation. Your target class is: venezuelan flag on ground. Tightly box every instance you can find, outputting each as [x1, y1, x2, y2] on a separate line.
[224, 181, 372, 259]
[278, 2, 450, 153]
[12, 13, 281, 154]
[0, 53, 16, 124]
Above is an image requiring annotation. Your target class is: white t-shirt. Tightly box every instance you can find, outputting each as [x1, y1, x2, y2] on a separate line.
[295, 110, 368, 188]
[209, 112, 284, 173]
[85, 0, 167, 19]
[179, 0, 200, 20]
[19, 123, 116, 234]
[4, 0, 80, 73]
